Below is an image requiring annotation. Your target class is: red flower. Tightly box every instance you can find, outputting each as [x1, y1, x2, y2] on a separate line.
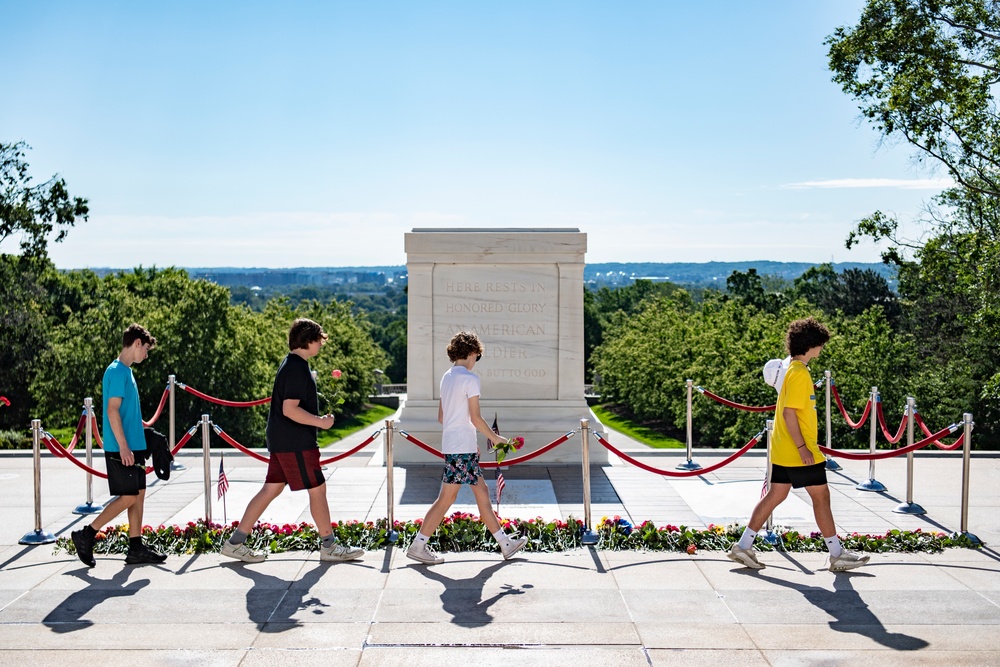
[686, 544, 697, 555]
[331, 369, 342, 379]
[0, 396, 10, 407]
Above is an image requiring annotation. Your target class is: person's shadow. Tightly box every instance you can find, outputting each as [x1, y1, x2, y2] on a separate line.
[221, 559, 371, 632]
[42, 567, 151, 633]
[413, 560, 533, 628]
[736, 559, 929, 650]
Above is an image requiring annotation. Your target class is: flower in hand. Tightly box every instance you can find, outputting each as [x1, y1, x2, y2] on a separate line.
[326, 369, 345, 406]
[491, 436, 525, 464]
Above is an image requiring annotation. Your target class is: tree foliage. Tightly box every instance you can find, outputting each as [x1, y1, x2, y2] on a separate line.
[0, 142, 89, 258]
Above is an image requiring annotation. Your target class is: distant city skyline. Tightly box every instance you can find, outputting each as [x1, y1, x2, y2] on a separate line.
[1, 2, 946, 268]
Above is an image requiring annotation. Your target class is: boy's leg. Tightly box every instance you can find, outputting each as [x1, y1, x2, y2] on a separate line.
[419, 483, 461, 537]
[471, 477, 528, 559]
[126, 490, 146, 537]
[309, 482, 365, 561]
[747, 483, 792, 532]
[235, 483, 285, 534]
[89, 494, 137, 532]
[803, 483, 869, 571]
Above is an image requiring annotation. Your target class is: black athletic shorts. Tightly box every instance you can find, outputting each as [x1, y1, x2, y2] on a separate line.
[105, 451, 148, 496]
[770, 462, 827, 489]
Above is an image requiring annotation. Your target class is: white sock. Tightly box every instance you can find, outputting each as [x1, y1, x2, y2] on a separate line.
[737, 527, 757, 550]
[824, 535, 843, 558]
[491, 529, 510, 546]
[414, 532, 430, 546]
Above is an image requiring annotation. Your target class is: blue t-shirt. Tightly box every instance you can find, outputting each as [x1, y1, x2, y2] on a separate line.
[102, 360, 146, 452]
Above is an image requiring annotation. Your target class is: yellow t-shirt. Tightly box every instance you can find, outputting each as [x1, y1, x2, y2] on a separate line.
[771, 360, 825, 467]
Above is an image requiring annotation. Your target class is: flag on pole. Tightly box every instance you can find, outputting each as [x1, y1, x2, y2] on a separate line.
[491, 413, 505, 510]
[218, 453, 229, 499]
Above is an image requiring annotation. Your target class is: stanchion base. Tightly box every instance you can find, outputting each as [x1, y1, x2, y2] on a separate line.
[893, 502, 926, 515]
[760, 530, 780, 546]
[170, 461, 187, 471]
[386, 530, 400, 544]
[19, 529, 57, 545]
[676, 460, 702, 472]
[581, 529, 599, 546]
[825, 459, 842, 471]
[73, 501, 104, 515]
[856, 479, 887, 492]
[956, 531, 983, 547]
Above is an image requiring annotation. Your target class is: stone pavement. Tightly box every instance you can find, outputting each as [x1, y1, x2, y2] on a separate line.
[1, 420, 998, 665]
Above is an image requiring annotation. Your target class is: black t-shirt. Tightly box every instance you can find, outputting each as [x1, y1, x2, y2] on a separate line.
[265, 353, 319, 453]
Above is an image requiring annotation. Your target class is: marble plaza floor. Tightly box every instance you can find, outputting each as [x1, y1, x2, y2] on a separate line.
[0, 416, 998, 666]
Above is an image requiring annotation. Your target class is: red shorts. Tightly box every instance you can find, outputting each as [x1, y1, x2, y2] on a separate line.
[265, 449, 326, 491]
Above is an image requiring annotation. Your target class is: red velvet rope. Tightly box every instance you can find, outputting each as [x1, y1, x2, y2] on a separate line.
[875, 402, 908, 444]
[592, 428, 763, 477]
[40, 426, 197, 479]
[91, 414, 104, 448]
[211, 425, 382, 464]
[179, 383, 271, 407]
[698, 388, 775, 413]
[913, 413, 965, 450]
[143, 388, 170, 427]
[831, 385, 872, 429]
[395, 430, 575, 467]
[818, 424, 959, 460]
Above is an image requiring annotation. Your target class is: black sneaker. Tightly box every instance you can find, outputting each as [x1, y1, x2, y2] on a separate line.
[71, 529, 96, 567]
[125, 544, 167, 565]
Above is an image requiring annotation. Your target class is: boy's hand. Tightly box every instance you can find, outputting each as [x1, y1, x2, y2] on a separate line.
[317, 414, 335, 430]
[489, 433, 506, 447]
[799, 448, 815, 466]
[120, 444, 134, 467]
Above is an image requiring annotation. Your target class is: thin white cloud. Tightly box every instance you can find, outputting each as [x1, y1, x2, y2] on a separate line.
[781, 178, 953, 190]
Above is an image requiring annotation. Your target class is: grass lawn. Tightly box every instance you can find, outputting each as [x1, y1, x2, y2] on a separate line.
[591, 404, 685, 449]
[318, 403, 397, 447]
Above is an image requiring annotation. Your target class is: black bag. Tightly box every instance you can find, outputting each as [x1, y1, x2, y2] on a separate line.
[144, 427, 173, 481]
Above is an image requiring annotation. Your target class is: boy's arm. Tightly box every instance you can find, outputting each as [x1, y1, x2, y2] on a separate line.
[468, 396, 505, 446]
[782, 406, 814, 465]
[438, 400, 443, 424]
[283, 399, 334, 430]
[106, 397, 136, 466]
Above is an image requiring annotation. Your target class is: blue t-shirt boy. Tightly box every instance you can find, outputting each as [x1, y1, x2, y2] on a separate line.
[102, 359, 146, 453]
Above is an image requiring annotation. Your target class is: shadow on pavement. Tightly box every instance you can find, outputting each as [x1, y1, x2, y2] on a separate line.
[42, 567, 151, 633]
[412, 560, 533, 628]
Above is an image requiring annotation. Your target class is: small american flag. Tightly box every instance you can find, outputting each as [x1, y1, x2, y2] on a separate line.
[218, 454, 230, 499]
[492, 413, 505, 508]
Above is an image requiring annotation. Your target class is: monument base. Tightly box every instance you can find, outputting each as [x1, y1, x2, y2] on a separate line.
[393, 399, 609, 464]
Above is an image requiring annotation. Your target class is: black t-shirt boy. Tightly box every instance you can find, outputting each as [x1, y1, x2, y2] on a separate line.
[265, 353, 319, 453]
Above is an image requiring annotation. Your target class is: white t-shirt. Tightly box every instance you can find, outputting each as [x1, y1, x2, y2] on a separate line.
[439, 365, 481, 454]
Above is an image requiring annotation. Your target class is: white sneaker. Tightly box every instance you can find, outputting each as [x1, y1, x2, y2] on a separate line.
[727, 543, 765, 569]
[320, 542, 365, 562]
[221, 540, 266, 564]
[501, 536, 528, 560]
[828, 549, 869, 572]
[406, 541, 444, 565]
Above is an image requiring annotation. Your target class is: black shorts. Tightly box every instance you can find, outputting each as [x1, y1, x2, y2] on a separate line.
[105, 451, 148, 496]
[771, 462, 827, 489]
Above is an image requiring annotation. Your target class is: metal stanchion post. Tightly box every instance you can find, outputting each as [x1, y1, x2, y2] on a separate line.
[580, 419, 598, 545]
[74, 398, 102, 515]
[19, 420, 56, 545]
[894, 397, 925, 514]
[824, 370, 841, 471]
[856, 387, 886, 491]
[677, 379, 701, 471]
[958, 413, 981, 545]
[168, 374, 185, 471]
[384, 420, 398, 543]
[761, 419, 778, 545]
[201, 414, 212, 523]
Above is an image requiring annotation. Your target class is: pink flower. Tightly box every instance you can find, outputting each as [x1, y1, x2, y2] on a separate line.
[0, 396, 10, 407]
[331, 369, 342, 379]
[686, 544, 697, 555]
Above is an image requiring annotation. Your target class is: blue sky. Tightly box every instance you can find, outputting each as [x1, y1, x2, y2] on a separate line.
[1, 1, 949, 268]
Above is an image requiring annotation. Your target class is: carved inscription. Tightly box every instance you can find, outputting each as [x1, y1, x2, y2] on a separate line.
[434, 265, 558, 399]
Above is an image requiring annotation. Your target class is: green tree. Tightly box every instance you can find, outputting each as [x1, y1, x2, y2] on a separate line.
[1, 141, 89, 258]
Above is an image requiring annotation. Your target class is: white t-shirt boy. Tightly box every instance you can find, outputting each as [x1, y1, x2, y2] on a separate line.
[439, 365, 481, 454]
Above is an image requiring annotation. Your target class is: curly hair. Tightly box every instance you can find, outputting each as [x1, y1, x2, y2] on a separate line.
[785, 317, 831, 357]
[288, 318, 328, 351]
[122, 323, 156, 349]
[447, 331, 483, 362]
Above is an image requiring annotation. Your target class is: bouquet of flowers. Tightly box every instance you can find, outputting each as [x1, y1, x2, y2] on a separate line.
[491, 435, 524, 464]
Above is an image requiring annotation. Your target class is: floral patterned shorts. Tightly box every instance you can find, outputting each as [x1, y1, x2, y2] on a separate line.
[442, 453, 484, 485]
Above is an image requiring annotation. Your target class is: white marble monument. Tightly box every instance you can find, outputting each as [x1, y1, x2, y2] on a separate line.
[394, 228, 607, 464]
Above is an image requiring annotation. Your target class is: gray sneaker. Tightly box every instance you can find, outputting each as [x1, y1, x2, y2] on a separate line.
[501, 536, 528, 560]
[828, 549, 869, 572]
[320, 542, 365, 562]
[406, 541, 445, 565]
[221, 540, 266, 564]
[727, 543, 765, 569]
